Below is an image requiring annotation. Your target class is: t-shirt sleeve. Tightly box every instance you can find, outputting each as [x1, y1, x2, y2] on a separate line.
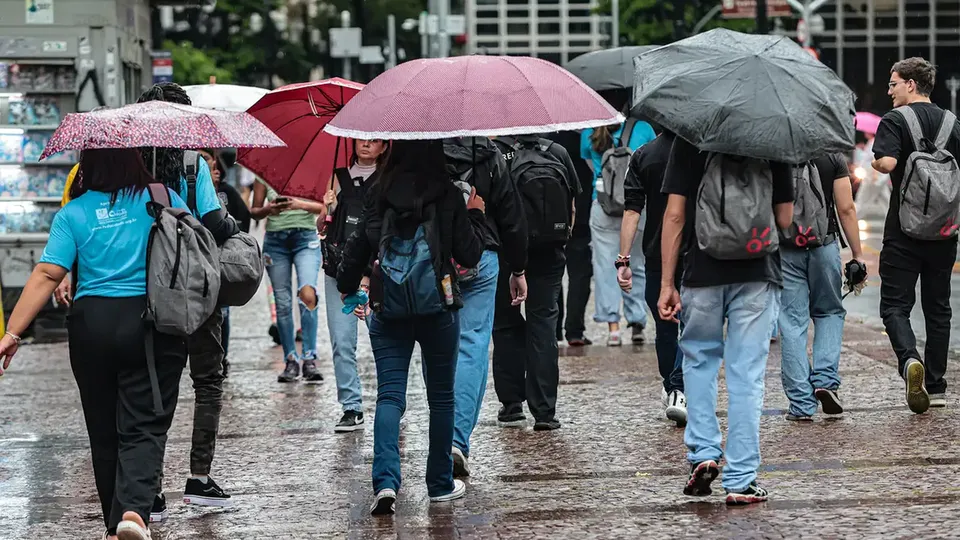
[192, 160, 224, 219]
[39, 209, 77, 270]
[628, 121, 657, 151]
[662, 138, 702, 197]
[830, 153, 849, 179]
[169, 189, 190, 211]
[580, 129, 593, 161]
[771, 162, 795, 204]
[873, 113, 903, 159]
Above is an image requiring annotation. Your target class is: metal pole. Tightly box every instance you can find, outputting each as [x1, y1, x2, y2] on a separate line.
[437, 0, 449, 58]
[897, 0, 905, 60]
[428, 0, 439, 58]
[867, 0, 875, 84]
[341, 10, 352, 80]
[420, 11, 429, 58]
[611, 0, 619, 48]
[755, 0, 768, 34]
[387, 14, 397, 69]
[948, 77, 960, 114]
[692, 4, 722, 35]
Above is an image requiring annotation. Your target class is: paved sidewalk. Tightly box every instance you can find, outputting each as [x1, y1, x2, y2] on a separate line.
[1, 280, 959, 539]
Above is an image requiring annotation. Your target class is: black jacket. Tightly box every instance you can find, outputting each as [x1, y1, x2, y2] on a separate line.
[217, 182, 251, 233]
[336, 175, 487, 309]
[444, 137, 528, 271]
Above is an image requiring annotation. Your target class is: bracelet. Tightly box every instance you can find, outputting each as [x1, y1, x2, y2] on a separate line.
[511, 270, 526, 277]
[616, 254, 631, 261]
[5, 331, 22, 344]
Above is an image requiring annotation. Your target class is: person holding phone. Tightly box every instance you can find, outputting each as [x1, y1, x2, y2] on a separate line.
[251, 179, 328, 383]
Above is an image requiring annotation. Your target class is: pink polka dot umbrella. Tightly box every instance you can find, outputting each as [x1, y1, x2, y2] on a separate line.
[38, 101, 285, 161]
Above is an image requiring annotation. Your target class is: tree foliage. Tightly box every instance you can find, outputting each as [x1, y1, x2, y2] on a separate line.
[597, 0, 756, 46]
[165, 40, 233, 86]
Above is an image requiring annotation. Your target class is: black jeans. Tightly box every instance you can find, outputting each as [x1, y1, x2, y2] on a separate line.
[493, 250, 566, 421]
[645, 265, 684, 394]
[69, 296, 186, 533]
[563, 229, 593, 340]
[187, 308, 225, 476]
[879, 237, 957, 394]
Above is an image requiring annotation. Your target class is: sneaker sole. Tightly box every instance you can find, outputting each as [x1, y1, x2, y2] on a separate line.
[726, 493, 768, 506]
[116, 522, 150, 540]
[815, 390, 844, 415]
[183, 495, 234, 508]
[905, 361, 930, 414]
[149, 510, 167, 523]
[683, 461, 719, 496]
[430, 487, 466, 502]
[930, 399, 947, 408]
[277, 377, 299, 383]
[666, 407, 687, 426]
[303, 377, 324, 384]
[334, 422, 365, 433]
[452, 455, 470, 478]
[371, 494, 397, 515]
[498, 418, 526, 428]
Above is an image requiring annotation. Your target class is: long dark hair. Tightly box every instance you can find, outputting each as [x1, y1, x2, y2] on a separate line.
[376, 140, 447, 216]
[69, 148, 155, 204]
[138, 83, 191, 191]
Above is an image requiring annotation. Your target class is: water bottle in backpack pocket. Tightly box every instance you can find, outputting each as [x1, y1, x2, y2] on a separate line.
[695, 154, 778, 260]
[510, 139, 572, 246]
[779, 162, 829, 249]
[376, 208, 449, 318]
[894, 106, 960, 240]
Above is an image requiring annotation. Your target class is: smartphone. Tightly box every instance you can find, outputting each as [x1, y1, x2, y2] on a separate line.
[274, 196, 291, 204]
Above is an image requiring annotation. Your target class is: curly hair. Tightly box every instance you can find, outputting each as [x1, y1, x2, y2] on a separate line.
[891, 57, 937, 97]
[137, 83, 192, 191]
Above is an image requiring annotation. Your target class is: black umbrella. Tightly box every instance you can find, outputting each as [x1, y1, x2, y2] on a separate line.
[566, 46, 660, 92]
[632, 29, 855, 164]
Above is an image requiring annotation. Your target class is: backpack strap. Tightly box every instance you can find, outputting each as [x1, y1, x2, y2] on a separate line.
[895, 106, 925, 152]
[183, 150, 200, 214]
[934, 110, 957, 149]
[334, 167, 355, 198]
[618, 117, 638, 148]
[147, 183, 171, 207]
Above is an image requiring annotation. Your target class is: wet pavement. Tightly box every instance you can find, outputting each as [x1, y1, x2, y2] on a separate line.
[3, 256, 960, 538]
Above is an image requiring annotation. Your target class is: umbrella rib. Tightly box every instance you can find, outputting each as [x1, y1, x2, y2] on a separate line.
[502, 58, 556, 131]
[759, 60, 802, 160]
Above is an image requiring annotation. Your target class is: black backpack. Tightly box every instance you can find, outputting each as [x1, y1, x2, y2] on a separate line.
[503, 137, 572, 246]
[322, 168, 369, 278]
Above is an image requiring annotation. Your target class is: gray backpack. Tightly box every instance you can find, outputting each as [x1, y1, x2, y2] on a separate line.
[695, 153, 778, 260]
[597, 118, 637, 216]
[218, 232, 264, 306]
[145, 183, 221, 337]
[780, 162, 829, 249]
[895, 106, 960, 240]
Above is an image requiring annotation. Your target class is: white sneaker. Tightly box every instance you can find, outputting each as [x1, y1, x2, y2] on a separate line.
[116, 518, 151, 540]
[370, 488, 397, 515]
[930, 393, 947, 407]
[452, 446, 471, 477]
[661, 387, 668, 407]
[430, 479, 466, 502]
[665, 390, 687, 426]
[607, 331, 622, 347]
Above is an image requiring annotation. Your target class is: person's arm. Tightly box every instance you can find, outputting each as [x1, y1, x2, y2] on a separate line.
[287, 197, 328, 217]
[659, 195, 685, 323]
[580, 129, 595, 175]
[771, 162, 795, 230]
[452, 187, 487, 270]
[834, 175, 863, 260]
[872, 115, 901, 174]
[324, 174, 339, 213]
[489, 151, 528, 271]
[620, 150, 648, 257]
[250, 180, 288, 220]
[224, 185, 252, 233]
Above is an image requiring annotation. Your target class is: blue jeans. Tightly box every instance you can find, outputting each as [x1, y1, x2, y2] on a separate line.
[589, 201, 647, 327]
[453, 250, 499, 456]
[779, 243, 845, 416]
[369, 310, 459, 497]
[323, 274, 363, 413]
[681, 282, 777, 492]
[263, 229, 322, 361]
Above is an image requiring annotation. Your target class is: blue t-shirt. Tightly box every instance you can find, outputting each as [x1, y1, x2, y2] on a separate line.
[40, 188, 189, 300]
[580, 121, 657, 200]
[176, 158, 222, 219]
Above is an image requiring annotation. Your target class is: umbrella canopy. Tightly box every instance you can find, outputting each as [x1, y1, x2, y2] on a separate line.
[324, 56, 622, 140]
[565, 46, 660, 91]
[183, 83, 269, 112]
[237, 78, 364, 201]
[632, 28, 856, 164]
[855, 111, 882, 135]
[39, 101, 285, 160]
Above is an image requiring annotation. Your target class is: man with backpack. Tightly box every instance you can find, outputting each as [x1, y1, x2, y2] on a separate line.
[443, 137, 528, 475]
[872, 57, 960, 414]
[659, 137, 794, 505]
[777, 155, 865, 421]
[491, 134, 580, 431]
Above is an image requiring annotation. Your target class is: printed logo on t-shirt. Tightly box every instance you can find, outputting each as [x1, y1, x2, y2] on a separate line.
[92, 202, 132, 232]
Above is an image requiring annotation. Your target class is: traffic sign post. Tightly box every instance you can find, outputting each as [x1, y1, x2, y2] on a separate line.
[947, 76, 960, 114]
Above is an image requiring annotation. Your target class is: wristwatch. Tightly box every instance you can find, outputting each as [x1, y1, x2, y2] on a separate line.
[614, 254, 630, 270]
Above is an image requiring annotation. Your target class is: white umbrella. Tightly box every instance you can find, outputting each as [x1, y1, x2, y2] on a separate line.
[184, 83, 269, 112]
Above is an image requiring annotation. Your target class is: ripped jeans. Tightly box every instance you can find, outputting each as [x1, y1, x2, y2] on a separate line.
[263, 228, 322, 362]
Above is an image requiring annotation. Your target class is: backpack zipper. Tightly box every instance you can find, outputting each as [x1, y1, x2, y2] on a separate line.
[910, 155, 953, 214]
[170, 225, 183, 289]
[719, 175, 727, 224]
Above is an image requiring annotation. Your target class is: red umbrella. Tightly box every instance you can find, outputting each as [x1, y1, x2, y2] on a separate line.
[324, 56, 622, 140]
[39, 101, 285, 160]
[237, 78, 365, 201]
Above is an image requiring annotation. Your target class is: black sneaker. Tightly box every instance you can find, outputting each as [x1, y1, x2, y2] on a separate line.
[149, 493, 167, 523]
[277, 360, 300, 383]
[498, 403, 526, 427]
[725, 482, 769, 505]
[566, 336, 593, 347]
[630, 323, 645, 344]
[814, 388, 843, 415]
[183, 477, 233, 507]
[683, 460, 720, 496]
[370, 488, 397, 515]
[334, 410, 365, 432]
[533, 418, 561, 431]
[785, 413, 813, 422]
[302, 359, 324, 383]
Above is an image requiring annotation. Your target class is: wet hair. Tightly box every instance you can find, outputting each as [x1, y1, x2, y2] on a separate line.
[137, 83, 192, 191]
[69, 148, 155, 204]
[590, 125, 614, 153]
[891, 57, 937, 97]
[350, 139, 390, 167]
[376, 140, 446, 215]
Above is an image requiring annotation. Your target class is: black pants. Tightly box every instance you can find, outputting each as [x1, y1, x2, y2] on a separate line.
[645, 265, 684, 393]
[563, 229, 593, 340]
[187, 308, 225, 476]
[492, 251, 566, 421]
[69, 296, 186, 533]
[879, 237, 957, 394]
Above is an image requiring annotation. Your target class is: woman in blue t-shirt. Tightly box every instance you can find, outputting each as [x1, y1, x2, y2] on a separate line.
[0, 148, 188, 540]
[580, 120, 656, 346]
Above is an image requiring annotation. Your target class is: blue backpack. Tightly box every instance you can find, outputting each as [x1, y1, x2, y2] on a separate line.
[375, 207, 451, 318]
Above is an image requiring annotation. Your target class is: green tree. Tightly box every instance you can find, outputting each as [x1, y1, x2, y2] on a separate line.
[598, 0, 756, 46]
[166, 40, 233, 86]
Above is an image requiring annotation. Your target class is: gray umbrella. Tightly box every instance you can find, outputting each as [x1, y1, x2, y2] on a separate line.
[566, 46, 660, 92]
[632, 29, 855, 164]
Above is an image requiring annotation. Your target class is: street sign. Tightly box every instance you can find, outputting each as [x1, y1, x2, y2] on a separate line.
[426, 14, 440, 36]
[359, 45, 385, 65]
[329, 27, 362, 58]
[151, 51, 173, 84]
[721, 0, 791, 19]
[446, 15, 466, 36]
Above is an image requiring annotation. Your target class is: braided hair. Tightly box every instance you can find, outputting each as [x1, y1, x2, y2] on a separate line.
[137, 83, 192, 191]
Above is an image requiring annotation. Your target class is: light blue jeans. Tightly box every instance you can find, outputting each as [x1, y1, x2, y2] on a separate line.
[589, 200, 647, 327]
[681, 282, 777, 492]
[778, 243, 845, 417]
[263, 229, 322, 362]
[323, 274, 364, 413]
[453, 250, 499, 457]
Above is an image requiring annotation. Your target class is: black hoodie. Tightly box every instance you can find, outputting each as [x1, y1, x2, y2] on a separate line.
[336, 140, 487, 308]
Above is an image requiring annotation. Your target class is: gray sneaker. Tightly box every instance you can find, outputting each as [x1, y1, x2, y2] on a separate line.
[929, 393, 947, 408]
[302, 359, 324, 383]
[277, 360, 300, 383]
